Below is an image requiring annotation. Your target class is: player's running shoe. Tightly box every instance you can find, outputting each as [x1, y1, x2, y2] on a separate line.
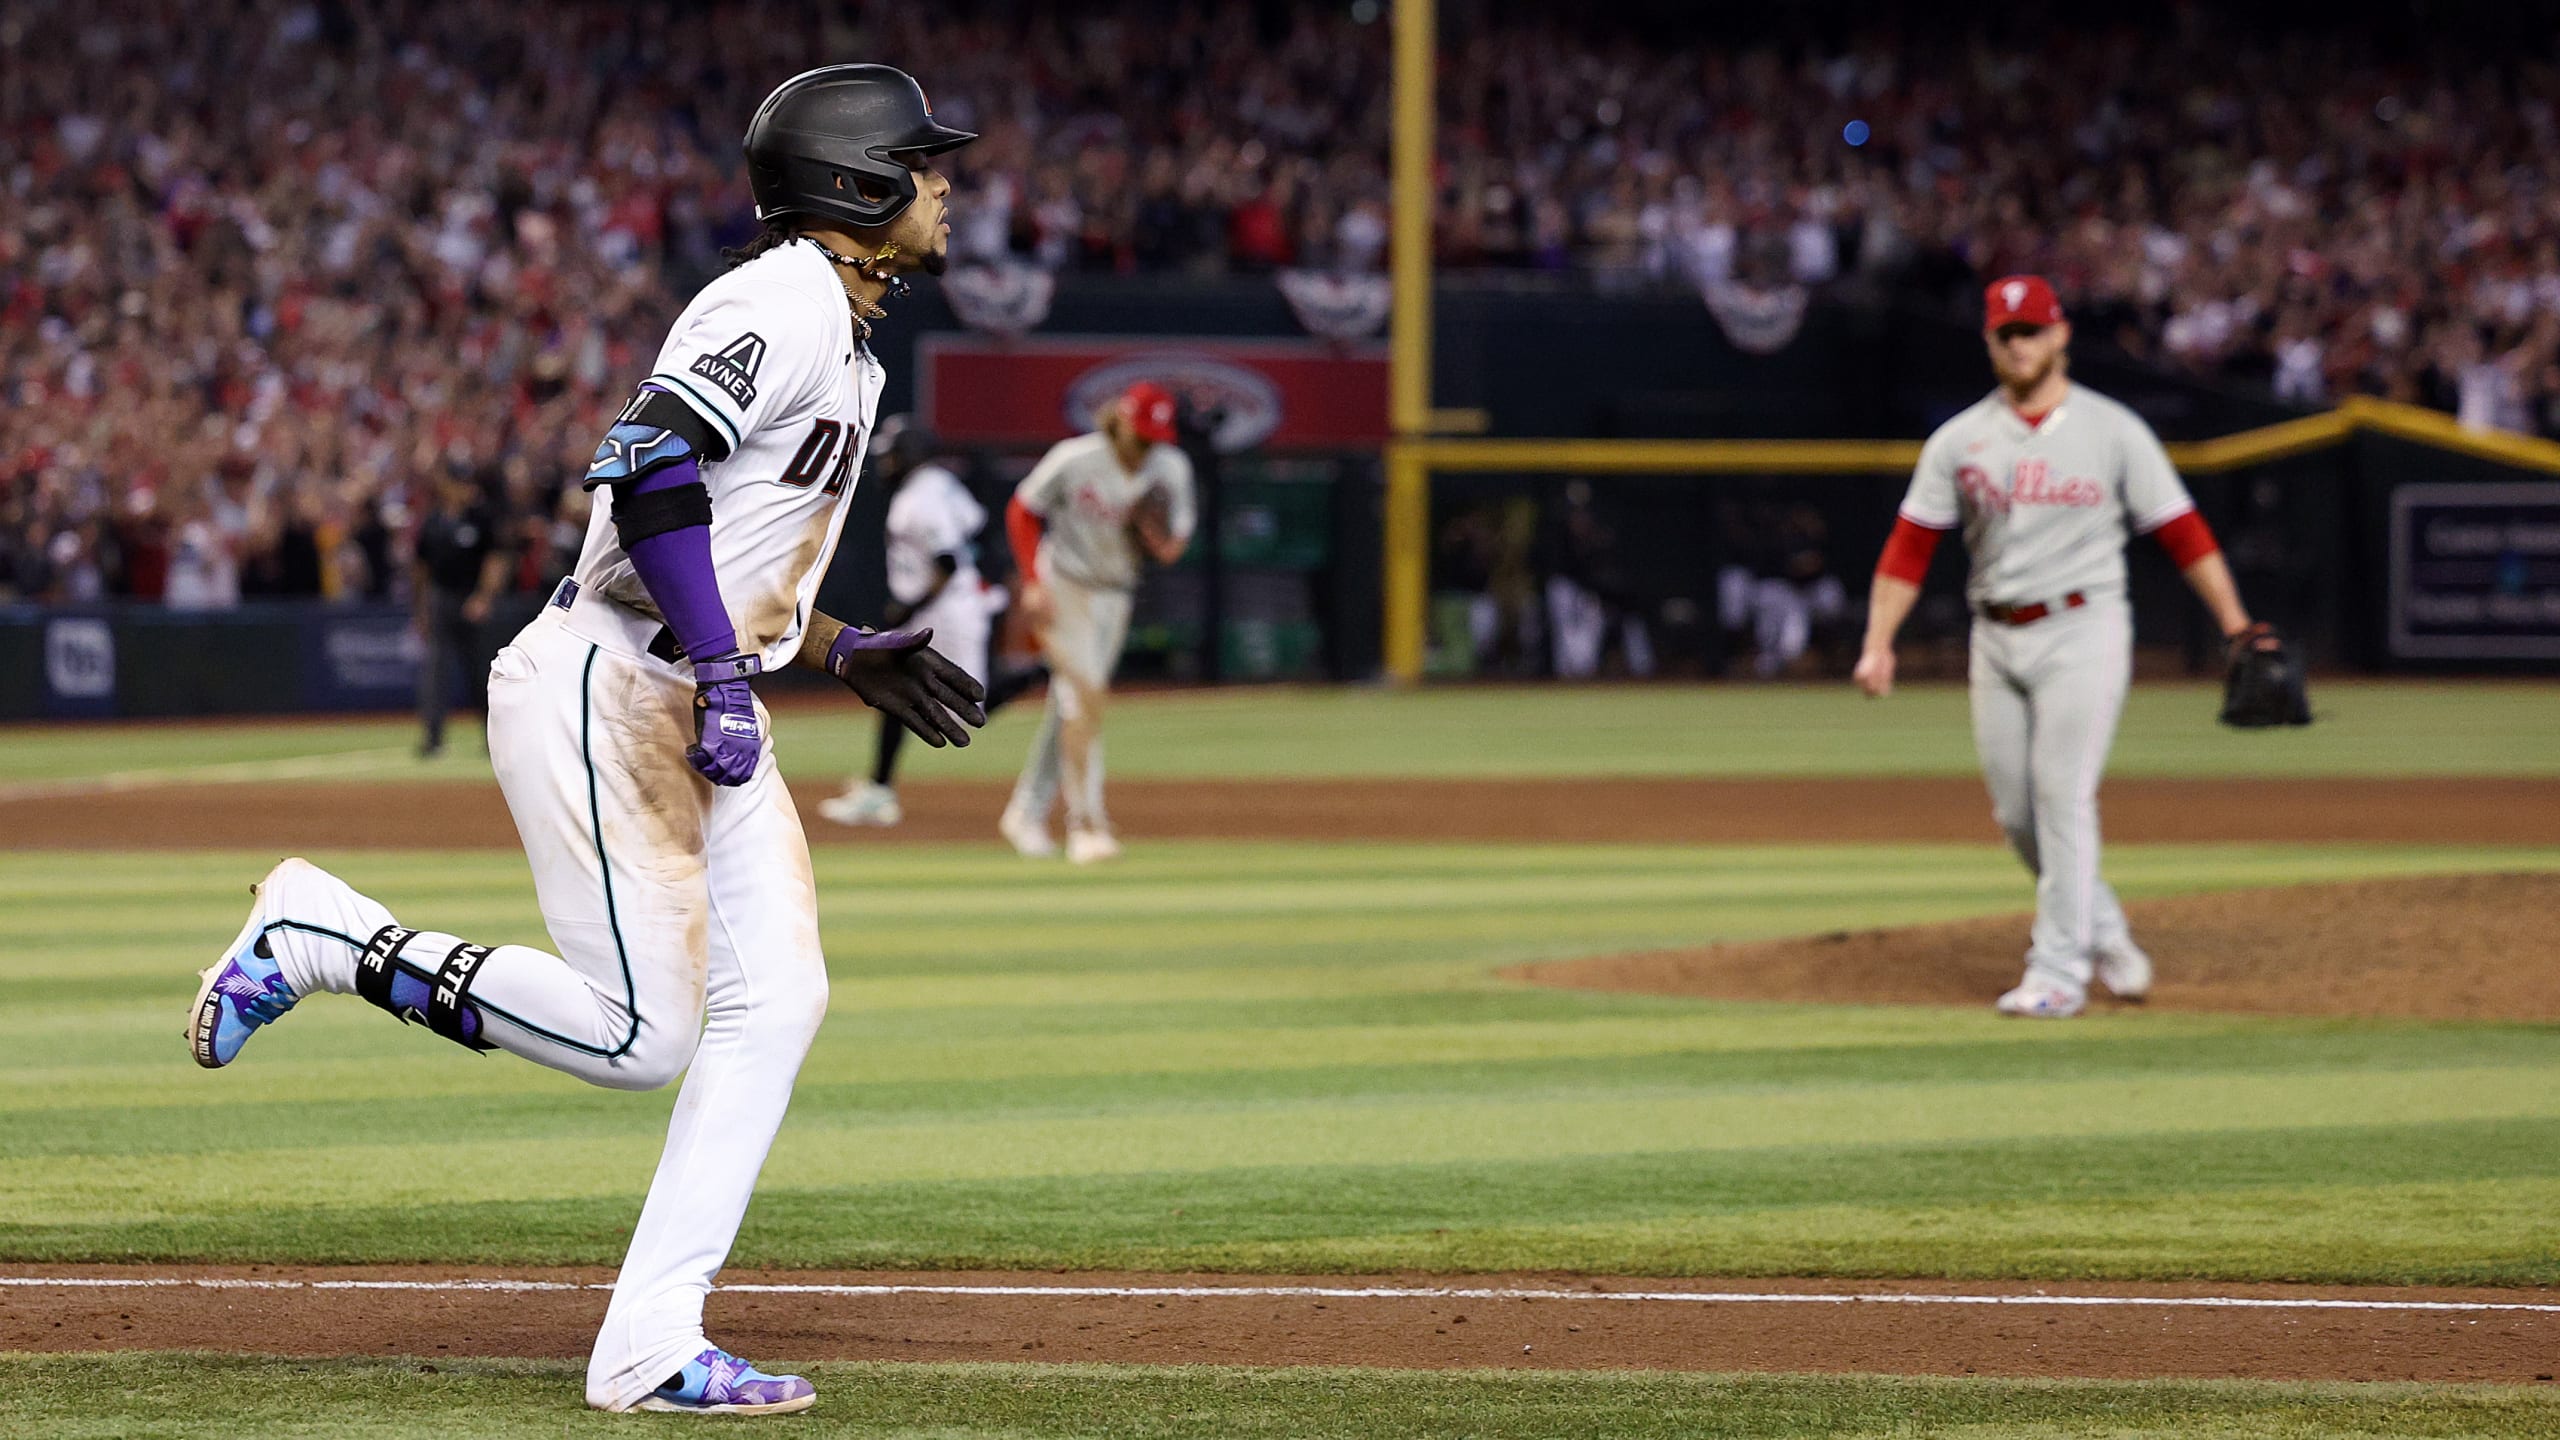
[1064, 829, 1122, 866]
[1993, 977, 2085, 1019]
[2095, 939, 2153, 1002]
[635, 1347, 816, 1415]
[999, 803, 1058, 859]
[818, 781, 902, 828]
[187, 859, 308, 1068]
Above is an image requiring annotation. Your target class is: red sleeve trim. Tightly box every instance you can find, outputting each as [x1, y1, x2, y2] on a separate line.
[1005, 494, 1046, 583]
[2151, 509, 2220, 568]
[1874, 514, 1947, 584]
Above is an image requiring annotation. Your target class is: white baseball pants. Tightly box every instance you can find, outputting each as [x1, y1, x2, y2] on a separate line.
[265, 607, 829, 1411]
[912, 580, 994, 687]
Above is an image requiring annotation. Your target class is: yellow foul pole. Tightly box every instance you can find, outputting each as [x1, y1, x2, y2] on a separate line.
[1383, 0, 1434, 684]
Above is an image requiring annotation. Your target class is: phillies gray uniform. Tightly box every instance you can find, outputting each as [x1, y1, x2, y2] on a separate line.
[1007, 432, 1195, 838]
[1899, 384, 2199, 997]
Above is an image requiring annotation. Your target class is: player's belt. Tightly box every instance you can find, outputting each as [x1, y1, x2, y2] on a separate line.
[1978, 591, 2086, 626]
[646, 628, 688, 664]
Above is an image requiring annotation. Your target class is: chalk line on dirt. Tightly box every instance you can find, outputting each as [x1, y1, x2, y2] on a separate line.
[5, 1276, 2556, 1314]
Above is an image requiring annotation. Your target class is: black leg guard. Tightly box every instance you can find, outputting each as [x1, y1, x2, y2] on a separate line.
[352, 926, 418, 1013]
[429, 943, 494, 1048]
[354, 924, 498, 1052]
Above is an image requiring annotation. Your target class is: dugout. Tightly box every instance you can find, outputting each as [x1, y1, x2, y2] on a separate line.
[1391, 400, 2560, 682]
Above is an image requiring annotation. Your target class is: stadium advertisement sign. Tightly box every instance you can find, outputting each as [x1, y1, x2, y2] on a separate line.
[916, 334, 1387, 453]
[299, 609, 425, 709]
[41, 615, 116, 717]
[2388, 481, 2560, 659]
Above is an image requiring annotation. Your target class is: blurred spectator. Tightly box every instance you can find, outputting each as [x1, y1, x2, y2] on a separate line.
[1432, 496, 1542, 676]
[1541, 481, 1655, 679]
[1718, 504, 1849, 679]
[9, 0, 2560, 618]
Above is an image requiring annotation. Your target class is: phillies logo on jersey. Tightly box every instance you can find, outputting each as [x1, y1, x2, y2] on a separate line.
[1069, 483, 1127, 523]
[2010, 459, 2104, 508]
[1957, 460, 2102, 514]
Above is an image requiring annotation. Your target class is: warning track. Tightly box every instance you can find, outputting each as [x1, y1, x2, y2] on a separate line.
[6, 1267, 2558, 1382]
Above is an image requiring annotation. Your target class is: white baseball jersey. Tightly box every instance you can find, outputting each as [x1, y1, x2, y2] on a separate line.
[1014, 432, 1197, 591]
[884, 462, 985, 606]
[571, 238, 883, 668]
[1899, 384, 2195, 605]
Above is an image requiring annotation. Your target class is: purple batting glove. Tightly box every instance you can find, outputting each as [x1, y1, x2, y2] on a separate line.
[834, 624, 931, 652]
[685, 653, 764, 786]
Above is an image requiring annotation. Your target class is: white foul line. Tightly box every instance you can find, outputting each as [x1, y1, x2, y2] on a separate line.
[4, 1276, 2558, 1315]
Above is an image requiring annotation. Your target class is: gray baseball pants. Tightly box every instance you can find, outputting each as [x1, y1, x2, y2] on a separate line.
[1968, 594, 2138, 996]
[1009, 575, 1133, 837]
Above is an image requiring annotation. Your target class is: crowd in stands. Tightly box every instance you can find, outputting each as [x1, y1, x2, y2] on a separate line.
[5, 0, 2558, 607]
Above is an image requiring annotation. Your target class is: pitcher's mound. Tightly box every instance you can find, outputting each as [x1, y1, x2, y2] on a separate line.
[1509, 873, 2560, 1021]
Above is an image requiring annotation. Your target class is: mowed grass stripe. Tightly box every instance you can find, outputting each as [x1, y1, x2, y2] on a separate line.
[5, 842, 2558, 1284]
[12, 1026, 2560, 1168]
[6, 1063, 2554, 1224]
[18, 1025, 2557, 1160]
[5, 680, 2554, 783]
[6, 1120, 2559, 1281]
[0, 1008, 2281, 1114]
[9, 844, 2554, 992]
[12, 1355, 2560, 1440]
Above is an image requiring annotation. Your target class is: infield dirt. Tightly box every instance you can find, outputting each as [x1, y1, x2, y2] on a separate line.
[7, 1267, 2559, 1383]
[1512, 872, 2560, 1022]
[6, 775, 2556, 849]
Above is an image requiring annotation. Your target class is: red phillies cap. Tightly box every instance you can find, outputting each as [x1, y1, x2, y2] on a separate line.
[1983, 274, 2064, 330]
[1121, 382, 1179, 444]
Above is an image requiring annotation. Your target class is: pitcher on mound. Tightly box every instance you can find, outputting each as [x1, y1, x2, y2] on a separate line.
[1853, 275, 2259, 1019]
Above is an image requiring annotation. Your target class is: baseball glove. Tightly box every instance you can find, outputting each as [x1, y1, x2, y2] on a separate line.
[2219, 622, 2312, 728]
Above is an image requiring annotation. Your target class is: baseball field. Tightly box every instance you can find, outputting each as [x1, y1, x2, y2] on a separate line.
[3, 679, 2557, 1437]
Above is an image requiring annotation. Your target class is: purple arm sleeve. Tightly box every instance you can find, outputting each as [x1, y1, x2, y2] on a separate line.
[622, 458, 742, 663]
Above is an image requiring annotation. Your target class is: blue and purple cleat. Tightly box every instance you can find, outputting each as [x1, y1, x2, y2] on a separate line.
[636, 1347, 816, 1415]
[187, 861, 302, 1069]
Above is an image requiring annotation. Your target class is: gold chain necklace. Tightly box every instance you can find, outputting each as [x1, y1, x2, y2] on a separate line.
[805, 238, 909, 341]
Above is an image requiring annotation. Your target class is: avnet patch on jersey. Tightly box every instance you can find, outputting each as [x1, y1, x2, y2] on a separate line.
[690, 333, 766, 408]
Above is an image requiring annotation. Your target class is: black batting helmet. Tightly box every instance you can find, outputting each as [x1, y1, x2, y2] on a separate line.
[873, 414, 936, 468]
[743, 65, 977, 230]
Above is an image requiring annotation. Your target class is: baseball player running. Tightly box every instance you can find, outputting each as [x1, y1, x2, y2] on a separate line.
[819, 416, 1039, 827]
[1853, 275, 2257, 1018]
[998, 382, 1195, 863]
[184, 66, 987, 1415]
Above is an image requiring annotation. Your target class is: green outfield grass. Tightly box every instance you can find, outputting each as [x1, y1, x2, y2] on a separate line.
[4, 841, 2558, 1282]
[8, 684, 2558, 1440]
[2, 679, 2553, 789]
[12, 1356, 2560, 1440]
